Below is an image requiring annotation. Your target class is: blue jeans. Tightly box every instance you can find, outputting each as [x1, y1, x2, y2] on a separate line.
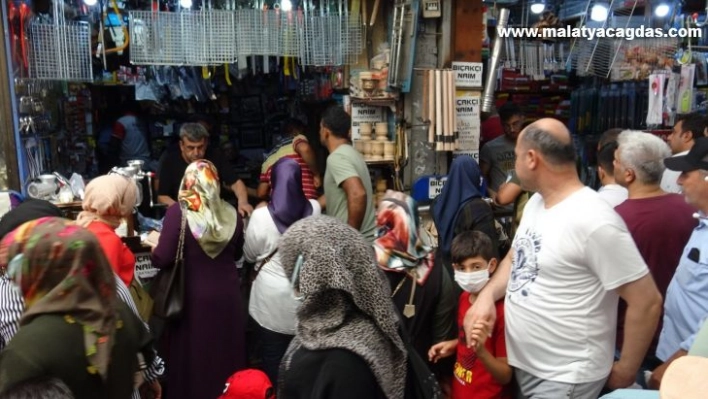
[256, 323, 294, 385]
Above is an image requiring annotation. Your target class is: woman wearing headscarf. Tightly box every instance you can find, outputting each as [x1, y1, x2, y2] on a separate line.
[244, 158, 319, 384]
[0, 201, 165, 399]
[0, 217, 152, 398]
[151, 160, 246, 399]
[432, 155, 499, 272]
[278, 215, 407, 399]
[76, 174, 139, 286]
[0, 200, 63, 350]
[374, 191, 456, 374]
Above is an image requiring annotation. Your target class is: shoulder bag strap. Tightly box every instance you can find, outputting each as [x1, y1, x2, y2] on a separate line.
[176, 208, 187, 262]
[252, 247, 278, 282]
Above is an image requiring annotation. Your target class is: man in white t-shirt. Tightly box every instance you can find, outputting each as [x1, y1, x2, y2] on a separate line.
[463, 118, 663, 398]
[597, 140, 628, 207]
[661, 113, 707, 193]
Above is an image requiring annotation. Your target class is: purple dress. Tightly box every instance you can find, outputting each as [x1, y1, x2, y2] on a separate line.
[151, 204, 246, 399]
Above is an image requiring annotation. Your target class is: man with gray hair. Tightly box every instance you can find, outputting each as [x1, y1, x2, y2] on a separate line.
[157, 122, 253, 216]
[463, 119, 662, 397]
[613, 130, 696, 379]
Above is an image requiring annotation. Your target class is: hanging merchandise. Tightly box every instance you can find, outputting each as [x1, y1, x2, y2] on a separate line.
[647, 74, 666, 127]
[27, 0, 93, 81]
[129, 0, 362, 68]
[388, 0, 420, 92]
[422, 69, 457, 152]
[677, 64, 696, 114]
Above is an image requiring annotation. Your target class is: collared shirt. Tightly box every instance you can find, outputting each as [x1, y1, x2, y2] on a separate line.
[657, 217, 708, 360]
[660, 150, 689, 194]
[598, 184, 628, 208]
[0, 274, 165, 398]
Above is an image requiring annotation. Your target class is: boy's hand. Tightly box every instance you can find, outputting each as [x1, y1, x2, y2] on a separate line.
[470, 320, 493, 352]
[428, 339, 458, 363]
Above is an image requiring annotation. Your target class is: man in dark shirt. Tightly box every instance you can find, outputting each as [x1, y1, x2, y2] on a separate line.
[156, 123, 253, 216]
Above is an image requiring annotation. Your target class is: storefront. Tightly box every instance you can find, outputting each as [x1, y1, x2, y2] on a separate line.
[1, 0, 707, 218]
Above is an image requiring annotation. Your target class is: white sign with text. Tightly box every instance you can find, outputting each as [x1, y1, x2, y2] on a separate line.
[134, 252, 158, 281]
[428, 176, 448, 199]
[351, 104, 386, 140]
[454, 94, 481, 156]
[452, 62, 484, 88]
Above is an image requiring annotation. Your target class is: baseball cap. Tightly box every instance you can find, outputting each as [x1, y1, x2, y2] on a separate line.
[660, 355, 708, 399]
[219, 369, 274, 399]
[664, 137, 708, 172]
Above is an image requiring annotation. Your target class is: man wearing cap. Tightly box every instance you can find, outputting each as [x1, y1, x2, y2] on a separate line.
[660, 113, 708, 193]
[650, 137, 708, 389]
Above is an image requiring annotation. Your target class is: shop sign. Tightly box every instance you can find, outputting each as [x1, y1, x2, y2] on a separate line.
[454, 94, 481, 156]
[351, 104, 386, 140]
[134, 252, 158, 281]
[452, 62, 483, 88]
[453, 150, 480, 162]
[428, 176, 448, 199]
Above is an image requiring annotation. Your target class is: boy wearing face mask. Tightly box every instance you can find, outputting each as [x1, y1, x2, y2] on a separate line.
[428, 231, 512, 399]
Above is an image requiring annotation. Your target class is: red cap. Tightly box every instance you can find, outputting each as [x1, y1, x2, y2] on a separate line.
[219, 369, 274, 399]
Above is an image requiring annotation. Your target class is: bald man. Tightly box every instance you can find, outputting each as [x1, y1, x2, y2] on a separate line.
[463, 119, 662, 398]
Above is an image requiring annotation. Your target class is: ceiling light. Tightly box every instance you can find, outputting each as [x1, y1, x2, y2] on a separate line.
[531, 1, 545, 14]
[179, 0, 193, 8]
[591, 3, 609, 22]
[281, 0, 293, 12]
[655, 4, 670, 18]
[83, 0, 98, 5]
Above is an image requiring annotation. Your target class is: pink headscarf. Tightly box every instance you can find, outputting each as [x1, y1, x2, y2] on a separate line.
[76, 175, 138, 229]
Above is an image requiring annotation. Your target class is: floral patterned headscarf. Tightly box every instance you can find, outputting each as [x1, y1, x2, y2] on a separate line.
[374, 190, 434, 285]
[178, 160, 238, 258]
[0, 217, 118, 380]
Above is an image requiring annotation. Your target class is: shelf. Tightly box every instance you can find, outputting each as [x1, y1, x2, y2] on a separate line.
[350, 96, 399, 111]
[365, 159, 396, 166]
[496, 90, 572, 95]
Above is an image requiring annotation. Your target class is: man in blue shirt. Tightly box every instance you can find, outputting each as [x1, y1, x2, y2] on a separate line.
[650, 137, 708, 389]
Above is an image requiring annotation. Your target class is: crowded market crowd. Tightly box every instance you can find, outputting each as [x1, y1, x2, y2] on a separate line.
[0, 104, 707, 399]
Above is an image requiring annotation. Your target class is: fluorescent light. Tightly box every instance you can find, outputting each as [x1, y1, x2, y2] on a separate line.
[591, 3, 609, 22]
[282, 0, 293, 12]
[655, 4, 670, 18]
[84, 0, 98, 5]
[179, 0, 193, 8]
[531, 3, 545, 14]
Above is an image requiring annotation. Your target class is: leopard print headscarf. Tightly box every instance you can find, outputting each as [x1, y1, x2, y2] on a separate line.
[278, 215, 407, 399]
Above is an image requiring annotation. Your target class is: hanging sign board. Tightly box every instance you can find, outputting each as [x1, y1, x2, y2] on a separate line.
[351, 104, 386, 140]
[453, 150, 480, 162]
[452, 62, 484, 88]
[454, 93, 481, 158]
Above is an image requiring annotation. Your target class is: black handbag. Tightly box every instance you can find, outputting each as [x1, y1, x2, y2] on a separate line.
[150, 210, 187, 320]
[396, 313, 443, 399]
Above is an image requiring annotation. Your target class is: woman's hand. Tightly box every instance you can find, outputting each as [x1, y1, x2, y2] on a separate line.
[238, 201, 254, 217]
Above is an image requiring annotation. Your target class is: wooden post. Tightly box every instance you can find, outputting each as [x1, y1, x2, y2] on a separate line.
[454, 0, 485, 63]
[0, 1, 21, 191]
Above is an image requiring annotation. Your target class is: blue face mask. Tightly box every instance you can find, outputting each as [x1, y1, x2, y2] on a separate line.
[291, 254, 304, 301]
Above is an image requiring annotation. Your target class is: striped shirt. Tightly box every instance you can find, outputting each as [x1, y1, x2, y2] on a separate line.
[260, 135, 318, 199]
[0, 274, 165, 398]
